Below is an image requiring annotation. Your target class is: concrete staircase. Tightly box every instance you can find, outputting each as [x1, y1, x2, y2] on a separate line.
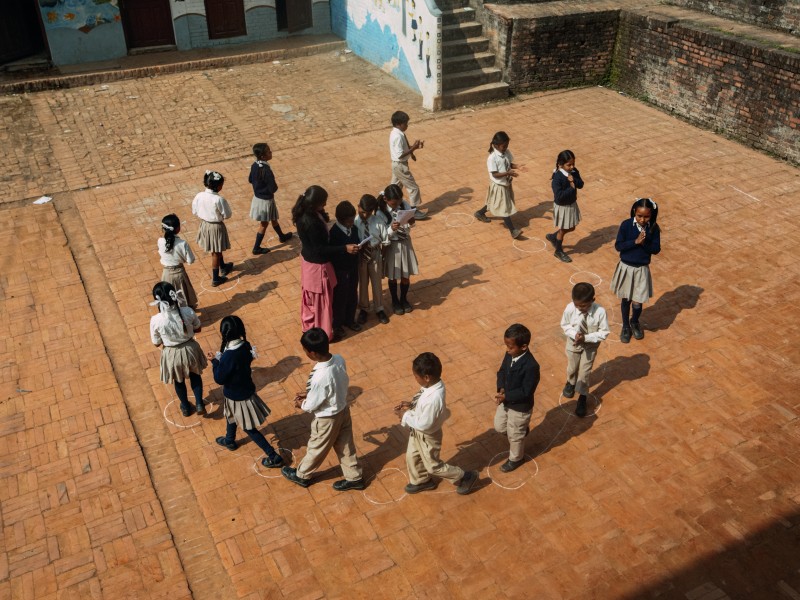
[438, 0, 509, 109]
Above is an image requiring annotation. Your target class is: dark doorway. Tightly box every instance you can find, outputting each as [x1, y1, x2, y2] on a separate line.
[276, 0, 313, 33]
[121, 0, 175, 48]
[0, 0, 45, 65]
[205, 0, 247, 39]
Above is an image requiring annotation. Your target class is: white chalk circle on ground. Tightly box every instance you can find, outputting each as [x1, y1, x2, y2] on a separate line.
[569, 271, 602, 287]
[557, 392, 601, 417]
[199, 273, 242, 293]
[444, 212, 475, 228]
[163, 399, 203, 429]
[362, 467, 409, 505]
[252, 448, 297, 479]
[512, 238, 547, 253]
[486, 451, 538, 490]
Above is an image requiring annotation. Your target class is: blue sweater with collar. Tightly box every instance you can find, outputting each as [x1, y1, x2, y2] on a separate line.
[551, 169, 584, 206]
[615, 218, 661, 266]
[249, 161, 278, 200]
[211, 343, 256, 400]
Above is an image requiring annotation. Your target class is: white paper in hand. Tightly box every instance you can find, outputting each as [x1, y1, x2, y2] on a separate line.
[395, 209, 416, 225]
[358, 235, 374, 248]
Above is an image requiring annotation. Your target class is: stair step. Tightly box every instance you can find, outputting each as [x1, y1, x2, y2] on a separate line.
[442, 36, 490, 57]
[442, 22, 483, 41]
[442, 51, 497, 71]
[440, 7, 477, 26]
[441, 81, 510, 109]
[443, 67, 503, 91]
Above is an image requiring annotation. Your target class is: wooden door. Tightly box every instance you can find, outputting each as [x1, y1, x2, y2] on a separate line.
[0, 0, 44, 64]
[205, 0, 247, 39]
[286, 0, 313, 33]
[121, 0, 175, 48]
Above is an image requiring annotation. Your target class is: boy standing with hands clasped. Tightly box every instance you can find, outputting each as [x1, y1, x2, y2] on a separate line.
[389, 111, 428, 220]
[494, 324, 540, 472]
[561, 283, 610, 417]
[395, 353, 478, 495]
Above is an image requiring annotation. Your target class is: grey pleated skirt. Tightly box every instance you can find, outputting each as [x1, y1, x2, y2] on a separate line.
[249, 195, 279, 222]
[610, 261, 653, 303]
[160, 339, 207, 384]
[553, 202, 581, 230]
[223, 393, 271, 430]
[196, 220, 231, 253]
[485, 182, 517, 217]
[161, 265, 198, 309]
[384, 239, 419, 280]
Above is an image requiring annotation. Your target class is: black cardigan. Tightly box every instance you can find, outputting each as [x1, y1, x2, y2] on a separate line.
[551, 169, 584, 206]
[496, 351, 540, 412]
[328, 224, 360, 272]
[296, 214, 346, 264]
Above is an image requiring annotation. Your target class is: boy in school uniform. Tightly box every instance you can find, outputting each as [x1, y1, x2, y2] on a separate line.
[282, 328, 365, 491]
[561, 283, 610, 417]
[329, 201, 362, 342]
[395, 352, 478, 495]
[389, 111, 428, 220]
[494, 324, 541, 472]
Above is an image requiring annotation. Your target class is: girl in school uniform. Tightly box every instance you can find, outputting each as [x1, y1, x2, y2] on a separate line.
[379, 184, 419, 315]
[474, 131, 521, 239]
[158, 214, 198, 310]
[192, 170, 234, 287]
[546, 150, 584, 263]
[610, 198, 661, 343]
[207, 316, 283, 468]
[355, 194, 391, 325]
[249, 142, 293, 255]
[150, 281, 207, 417]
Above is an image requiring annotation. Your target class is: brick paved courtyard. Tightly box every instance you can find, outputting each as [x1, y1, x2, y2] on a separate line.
[1, 48, 799, 599]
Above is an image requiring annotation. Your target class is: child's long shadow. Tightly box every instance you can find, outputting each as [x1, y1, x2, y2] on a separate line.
[198, 281, 277, 327]
[425, 187, 474, 216]
[237, 243, 300, 278]
[589, 353, 650, 401]
[569, 225, 619, 256]
[252, 355, 303, 393]
[355, 423, 409, 478]
[514, 200, 552, 228]
[413, 264, 487, 310]
[642, 285, 703, 331]
[528, 404, 597, 458]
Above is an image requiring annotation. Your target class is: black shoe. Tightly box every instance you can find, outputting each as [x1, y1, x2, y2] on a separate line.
[554, 249, 572, 263]
[402, 299, 413, 313]
[346, 322, 362, 332]
[545, 232, 559, 249]
[261, 454, 284, 468]
[474, 210, 491, 223]
[281, 466, 311, 488]
[510, 229, 522, 239]
[576, 396, 588, 418]
[252, 246, 270, 255]
[393, 302, 405, 316]
[631, 322, 644, 340]
[457, 470, 479, 495]
[278, 232, 293, 243]
[333, 479, 366, 491]
[215, 436, 237, 451]
[195, 401, 206, 416]
[179, 403, 193, 417]
[219, 262, 235, 277]
[562, 382, 575, 399]
[500, 459, 523, 473]
[620, 327, 632, 343]
[211, 276, 228, 287]
[404, 479, 438, 494]
[357, 310, 368, 324]
[377, 310, 390, 324]
[331, 327, 345, 343]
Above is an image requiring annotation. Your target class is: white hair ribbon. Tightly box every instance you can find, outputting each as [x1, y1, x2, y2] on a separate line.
[149, 294, 169, 313]
[162, 223, 174, 231]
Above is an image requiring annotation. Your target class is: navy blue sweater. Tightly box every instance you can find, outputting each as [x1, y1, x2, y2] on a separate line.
[297, 214, 346, 264]
[615, 219, 661, 266]
[496, 351, 540, 412]
[211, 343, 256, 400]
[249, 161, 278, 200]
[551, 169, 584, 206]
[328, 224, 360, 273]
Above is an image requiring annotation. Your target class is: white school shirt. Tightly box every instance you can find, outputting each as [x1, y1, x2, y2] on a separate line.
[401, 380, 450, 435]
[385, 201, 413, 242]
[301, 354, 350, 418]
[158, 237, 195, 267]
[560, 302, 610, 345]
[389, 127, 409, 163]
[487, 148, 514, 186]
[192, 189, 232, 222]
[150, 306, 200, 347]
[355, 214, 389, 248]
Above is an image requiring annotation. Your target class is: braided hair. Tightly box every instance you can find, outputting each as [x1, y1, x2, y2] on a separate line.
[161, 214, 180, 252]
[219, 315, 252, 355]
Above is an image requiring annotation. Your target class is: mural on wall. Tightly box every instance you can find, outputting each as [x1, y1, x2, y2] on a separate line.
[39, 0, 120, 33]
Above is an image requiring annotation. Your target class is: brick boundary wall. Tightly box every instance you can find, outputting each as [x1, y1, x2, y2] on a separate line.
[665, 0, 799, 38]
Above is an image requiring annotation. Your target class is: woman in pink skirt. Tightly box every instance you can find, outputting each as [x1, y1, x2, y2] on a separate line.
[292, 185, 358, 338]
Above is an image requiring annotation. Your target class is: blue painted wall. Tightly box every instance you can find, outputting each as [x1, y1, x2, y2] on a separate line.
[39, 0, 127, 65]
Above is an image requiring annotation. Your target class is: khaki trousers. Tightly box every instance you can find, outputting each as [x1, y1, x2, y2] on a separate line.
[391, 161, 421, 207]
[565, 342, 598, 396]
[297, 407, 363, 481]
[406, 428, 464, 485]
[494, 404, 532, 462]
[358, 253, 384, 313]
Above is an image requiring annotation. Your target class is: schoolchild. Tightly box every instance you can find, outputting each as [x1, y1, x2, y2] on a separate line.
[158, 213, 198, 309]
[395, 352, 478, 495]
[493, 324, 541, 472]
[208, 316, 284, 468]
[475, 131, 522, 239]
[379, 184, 419, 316]
[610, 198, 661, 343]
[249, 142, 293, 255]
[149, 281, 207, 417]
[546, 150, 584, 263]
[355, 194, 391, 326]
[281, 328, 365, 491]
[192, 170, 234, 286]
[561, 282, 610, 417]
[389, 111, 428, 220]
[329, 201, 362, 341]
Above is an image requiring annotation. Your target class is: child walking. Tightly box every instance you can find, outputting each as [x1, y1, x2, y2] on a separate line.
[150, 281, 207, 417]
[281, 328, 365, 491]
[329, 201, 362, 341]
[560, 282, 610, 417]
[355, 194, 390, 326]
[249, 142, 293, 255]
[475, 131, 522, 239]
[389, 111, 428, 220]
[493, 324, 540, 472]
[192, 170, 234, 286]
[546, 150, 584, 263]
[610, 198, 661, 343]
[208, 316, 284, 468]
[395, 352, 478, 495]
[158, 214, 198, 309]
[380, 184, 419, 316]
